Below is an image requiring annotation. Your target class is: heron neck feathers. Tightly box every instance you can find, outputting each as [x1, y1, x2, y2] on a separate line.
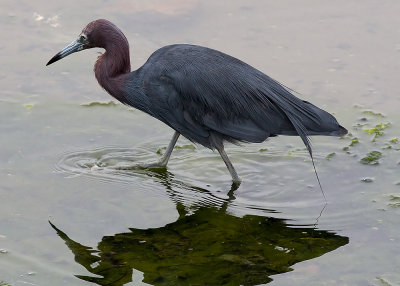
[94, 38, 131, 100]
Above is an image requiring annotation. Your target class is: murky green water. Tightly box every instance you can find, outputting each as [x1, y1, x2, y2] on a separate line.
[1, 1, 399, 285]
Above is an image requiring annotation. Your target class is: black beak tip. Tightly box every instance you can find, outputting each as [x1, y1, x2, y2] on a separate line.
[46, 53, 61, 66]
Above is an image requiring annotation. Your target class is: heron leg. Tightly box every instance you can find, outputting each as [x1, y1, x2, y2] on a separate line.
[216, 146, 242, 186]
[115, 132, 180, 169]
[157, 131, 180, 166]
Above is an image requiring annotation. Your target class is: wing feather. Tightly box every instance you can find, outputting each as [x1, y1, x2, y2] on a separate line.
[141, 44, 339, 152]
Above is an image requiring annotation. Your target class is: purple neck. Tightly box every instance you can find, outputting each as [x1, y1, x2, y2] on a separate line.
[94, 39, 131, 101]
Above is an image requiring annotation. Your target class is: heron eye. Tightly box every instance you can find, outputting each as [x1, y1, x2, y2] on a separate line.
[80, 35, 87, 42]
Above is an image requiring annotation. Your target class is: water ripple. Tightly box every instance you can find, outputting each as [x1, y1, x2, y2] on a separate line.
[54, 143, 363, 227]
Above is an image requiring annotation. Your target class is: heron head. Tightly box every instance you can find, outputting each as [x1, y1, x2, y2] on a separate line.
[46, 19, 120, 66]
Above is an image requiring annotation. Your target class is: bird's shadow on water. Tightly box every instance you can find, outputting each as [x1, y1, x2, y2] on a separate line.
[50, 168, 348, 286]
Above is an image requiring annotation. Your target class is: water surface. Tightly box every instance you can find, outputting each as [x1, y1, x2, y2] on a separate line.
[0, 1, 399, 285]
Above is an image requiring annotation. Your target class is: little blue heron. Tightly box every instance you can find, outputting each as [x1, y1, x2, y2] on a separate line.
[47, 19, 347, 185]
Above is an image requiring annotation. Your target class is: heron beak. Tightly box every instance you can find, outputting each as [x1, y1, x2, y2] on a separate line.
[46, 39, 84, 66]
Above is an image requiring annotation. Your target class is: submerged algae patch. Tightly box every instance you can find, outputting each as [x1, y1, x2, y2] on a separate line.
[81, 101, 118, 107]
[363, 122, 391, 140]
[326, 152, 336, 160]
[361, 110, 385, 118]
[174, 144, 196, 151]
[360, 151, 382, 165]
[349, 137, 359, 146]
[156, 147, 166, 155]
[345, 108, 399, 168]
[388, 196, 400, 208]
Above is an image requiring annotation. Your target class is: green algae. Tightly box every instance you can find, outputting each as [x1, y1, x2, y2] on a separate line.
[363, 122, 391, 139]
[362, 110, 385, 118]
[349, 137, 359, 146]
[342, 133, 360, 151]
[174, 144, 196, 151]
[388, 196, 400, 208]
[385, 138, 400, 150]
[81, 101, 118, 107]
[287, 149, 306, 156]
[360, 151, 382, 165]
[156, 147, 166, 155]
[326, 152, 336, 160]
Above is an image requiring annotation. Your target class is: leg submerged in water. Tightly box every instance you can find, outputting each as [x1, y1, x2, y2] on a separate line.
[216, 145, 242, 186]
[157, 131, 180, 167]
[117, 131, 180, 169]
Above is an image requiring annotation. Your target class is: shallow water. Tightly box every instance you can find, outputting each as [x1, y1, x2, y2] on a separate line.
[1, 1, 400, 285]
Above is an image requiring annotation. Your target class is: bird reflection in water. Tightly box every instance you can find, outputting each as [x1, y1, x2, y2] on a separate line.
[50, 170, 348, 286]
